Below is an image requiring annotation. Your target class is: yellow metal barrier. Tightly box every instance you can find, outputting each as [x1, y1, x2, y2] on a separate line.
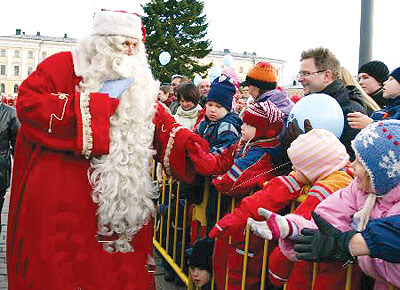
[152, 171, 393, 290]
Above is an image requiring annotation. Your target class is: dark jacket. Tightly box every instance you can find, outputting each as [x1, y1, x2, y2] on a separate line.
[196, 112, 242, 154]
[320, 80, 367, 160]
[370, 96, 400, 121]
[0, 104, 19, 192]
[362, 215, 400, 263]
[371, 87, 386, 108]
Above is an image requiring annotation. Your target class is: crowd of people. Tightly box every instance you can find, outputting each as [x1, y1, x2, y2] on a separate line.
[0, 9, 399, 290]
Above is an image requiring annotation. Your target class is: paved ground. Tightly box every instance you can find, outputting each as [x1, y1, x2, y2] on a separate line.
[0, 190, 185, 290]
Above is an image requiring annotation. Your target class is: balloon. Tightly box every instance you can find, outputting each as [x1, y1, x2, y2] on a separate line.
[208, 66, 222, 82]
[287, 93, 344, 138]
[222, 54, 233, 67]
[193, 75, 203, 86]
[159, 51, 171, 66]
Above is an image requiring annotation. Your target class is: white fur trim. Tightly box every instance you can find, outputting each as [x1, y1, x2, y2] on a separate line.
[92, 10, 143, 41]
[163, 126, 184, 176]
[80, 92, 93, 159]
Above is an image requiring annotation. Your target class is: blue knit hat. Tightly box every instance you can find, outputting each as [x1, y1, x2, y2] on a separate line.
[206, 75, 236, 111]
[389, 67, 400, 84]
[351, 120, 400, 196]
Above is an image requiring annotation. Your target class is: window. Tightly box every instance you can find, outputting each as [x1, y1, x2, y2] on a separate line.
[0, 49, 5, 57]
[14, 65, 19, 76]
[0, 65, 5, 75]
[28, 50, 34, 59]
[0, 84, 5, 94]
[41, 51, 47, 59]
[14, 84, 19, 94]
[27, 66, 33, 75]
[239, 66, 243, 73]
[14, 50, 20, 58]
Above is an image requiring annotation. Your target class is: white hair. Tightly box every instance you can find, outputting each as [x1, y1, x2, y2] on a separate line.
[74, 35, 159, 252]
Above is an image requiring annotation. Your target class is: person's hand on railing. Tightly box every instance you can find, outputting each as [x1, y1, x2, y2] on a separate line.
[293, 211, 357, 263]
[256, 208, 299, 240]
[247, 218, 271, 239]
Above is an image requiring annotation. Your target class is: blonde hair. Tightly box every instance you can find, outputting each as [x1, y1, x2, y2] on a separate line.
[340, 67, 380, 111]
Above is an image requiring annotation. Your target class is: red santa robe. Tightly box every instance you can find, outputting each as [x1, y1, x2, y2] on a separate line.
[7, 51, 207, 290]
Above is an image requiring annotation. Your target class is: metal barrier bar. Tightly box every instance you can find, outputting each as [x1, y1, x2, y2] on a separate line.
[172, 182, 181, 263]
[259, 239, 269, 290]
[224, 198, 236, 290]
[241, 225, 251, 290]
[159, 171, 167, 244]
[311, 262, 318, 290]
[165, 177, 173, 252]
[345, 264, 353, 290]
[180, 192, 188, 269]
[153, 238, 189, 286]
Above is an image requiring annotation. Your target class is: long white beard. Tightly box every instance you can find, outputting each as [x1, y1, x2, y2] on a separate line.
[74, 38, 160, 252]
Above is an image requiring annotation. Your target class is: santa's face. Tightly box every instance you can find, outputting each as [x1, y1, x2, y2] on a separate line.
[121, 37, 140, 56]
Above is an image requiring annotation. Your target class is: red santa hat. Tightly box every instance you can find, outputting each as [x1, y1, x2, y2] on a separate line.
[242, 100, 284, 140]
[91, 9, 146, 42]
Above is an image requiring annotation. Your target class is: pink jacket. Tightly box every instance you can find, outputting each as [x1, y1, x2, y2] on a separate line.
[280, 178, 400, 289]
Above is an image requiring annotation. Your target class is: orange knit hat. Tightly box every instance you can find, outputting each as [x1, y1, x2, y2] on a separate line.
[245, 62, 277, 90]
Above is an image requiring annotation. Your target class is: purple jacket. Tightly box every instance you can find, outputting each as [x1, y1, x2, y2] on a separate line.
[280, 178, 400, 289]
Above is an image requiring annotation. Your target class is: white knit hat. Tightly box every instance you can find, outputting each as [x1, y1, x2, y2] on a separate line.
[91, 10, 145, 42]
[288, 129, 349, 183]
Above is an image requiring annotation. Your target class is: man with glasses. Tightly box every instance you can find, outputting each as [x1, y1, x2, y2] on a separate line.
[296, 47, 366, 159]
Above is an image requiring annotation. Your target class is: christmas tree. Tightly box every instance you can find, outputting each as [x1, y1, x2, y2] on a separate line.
[142, 0, 212, 83]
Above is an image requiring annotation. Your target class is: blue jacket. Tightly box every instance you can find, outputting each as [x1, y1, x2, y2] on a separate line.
[371, 96, 400, 121]
[362, 215, 400, 263]
[196, 112, 242, 154]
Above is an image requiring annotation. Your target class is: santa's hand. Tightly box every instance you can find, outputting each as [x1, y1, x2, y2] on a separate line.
[209, 213, 245, 240]
[100, 78, 134, 99]
[258, 208, 298, 240]
[189, 142, 217, 175]
[247, 217, 272, 239]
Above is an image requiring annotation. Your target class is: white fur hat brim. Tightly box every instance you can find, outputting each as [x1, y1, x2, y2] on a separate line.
[91, 10, 143, 41]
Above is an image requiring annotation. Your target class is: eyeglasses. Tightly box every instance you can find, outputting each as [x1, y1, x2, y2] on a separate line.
[297, 70, 326, 79]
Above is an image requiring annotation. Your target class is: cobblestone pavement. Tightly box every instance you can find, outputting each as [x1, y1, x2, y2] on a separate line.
[0, 190, 184, 290]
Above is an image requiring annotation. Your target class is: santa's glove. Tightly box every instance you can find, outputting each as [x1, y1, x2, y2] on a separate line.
[209, 213, 245, 240]
[100, 78, 134, 99]
[247, 218, 272, 239]
[188, 142, 217, 175]
[258, 208, 298, 240]
[294, 212, 357, 263]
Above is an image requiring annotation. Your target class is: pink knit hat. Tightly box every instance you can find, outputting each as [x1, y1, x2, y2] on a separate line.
[287, 129, 349, 183]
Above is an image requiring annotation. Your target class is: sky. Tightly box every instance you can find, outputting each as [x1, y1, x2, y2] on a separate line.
[1, 0, 399, 85]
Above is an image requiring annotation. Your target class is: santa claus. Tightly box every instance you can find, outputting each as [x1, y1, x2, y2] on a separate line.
[7, 10, 207, 289]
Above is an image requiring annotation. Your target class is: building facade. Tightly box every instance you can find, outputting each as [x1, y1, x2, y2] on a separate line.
[0, 29, 76, 98]
[198, 49, 286, 84]
[0, 30, 286, 97]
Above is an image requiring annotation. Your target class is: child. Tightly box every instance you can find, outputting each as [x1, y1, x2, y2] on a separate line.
[209, 129, 357, 289]
[188, 237, 214, 289]
[174, 83, 203, 131]
[190, 100, 286, 290]
[254, 120, 400, 289]
[348, 67, 400, 129]
[195, 75, 242, 154]
[158, 85, 175, 108]
[243, 61, 294, 120]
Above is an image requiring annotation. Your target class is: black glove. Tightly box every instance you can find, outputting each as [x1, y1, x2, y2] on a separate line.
[293, 212, 357, 263]
[282, 118, 313, 145]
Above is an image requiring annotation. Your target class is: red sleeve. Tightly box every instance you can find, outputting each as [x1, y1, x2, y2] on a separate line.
[17, 52, 118, 157]
[293, 183, 334, 219]
[153, 103, 210, 183]
[228, 175, 304, 221]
